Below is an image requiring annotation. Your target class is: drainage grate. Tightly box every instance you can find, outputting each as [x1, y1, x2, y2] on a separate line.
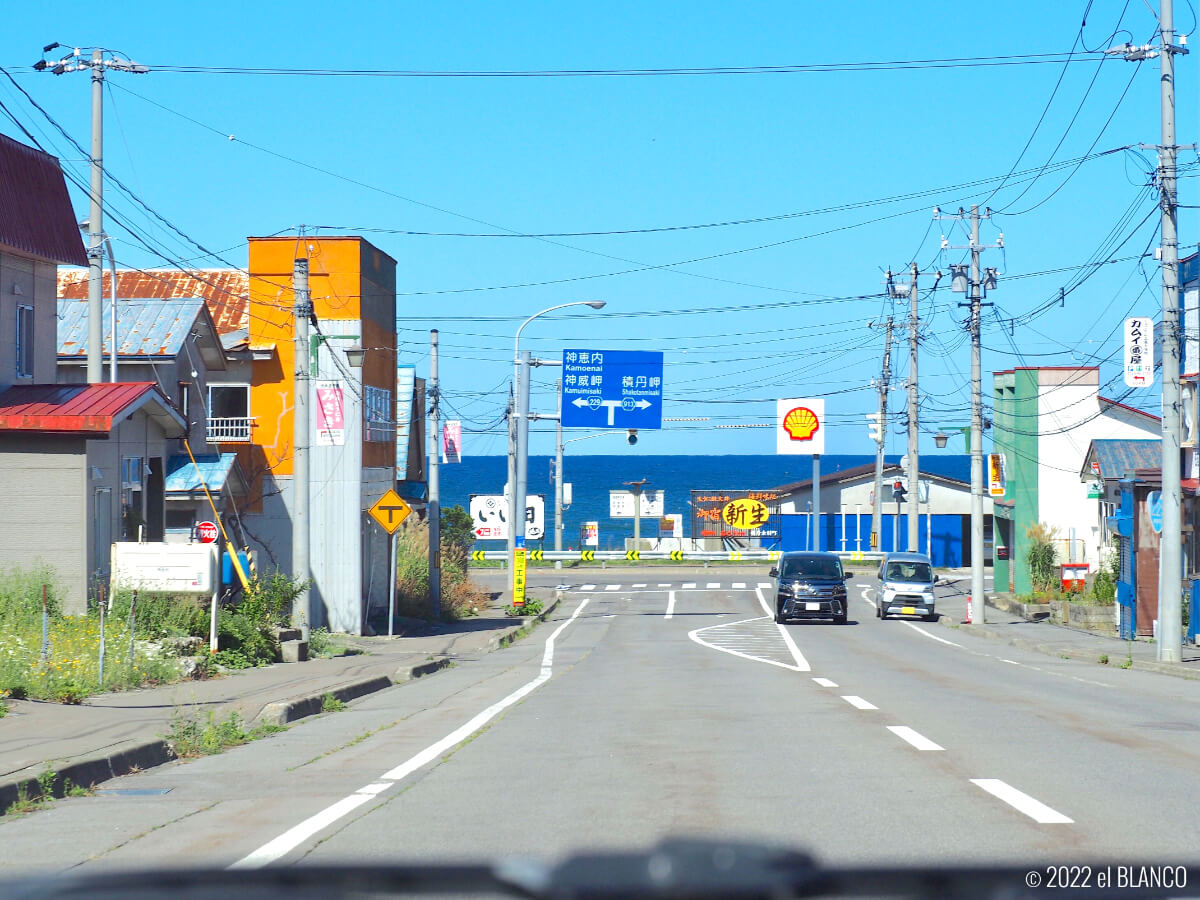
[94, 788, 173, 796]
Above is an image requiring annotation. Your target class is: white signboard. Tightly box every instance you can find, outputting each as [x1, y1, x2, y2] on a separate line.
[469, 494, 545, 541]
[112, 542, 218, 594]
[1124, 316, 1154, 388]
[609, 490, 665, 517]
[777, 398, 826, 455]
[582, 521, 599, 547]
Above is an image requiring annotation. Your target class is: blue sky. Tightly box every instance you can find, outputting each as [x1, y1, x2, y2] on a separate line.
[1, 1, 1192, 456]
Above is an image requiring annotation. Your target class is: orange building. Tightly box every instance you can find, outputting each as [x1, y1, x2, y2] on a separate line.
[233, 236, 399, 634]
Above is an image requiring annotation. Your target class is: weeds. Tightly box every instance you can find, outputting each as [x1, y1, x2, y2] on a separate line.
[165, 709, 286, 758]
[5, 783, 48, 817]
[1098, 654, 1109, 665]
[505, 599, 545, 617]
[37, 766, 57, 798]
[321, 693, 347, 713]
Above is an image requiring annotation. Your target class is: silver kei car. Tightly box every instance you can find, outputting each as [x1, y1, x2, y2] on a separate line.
[876, 551, 939, 621]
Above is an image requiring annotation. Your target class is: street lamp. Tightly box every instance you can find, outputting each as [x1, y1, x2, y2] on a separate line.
[508, 301, 606, 589]
[934, 431, 949, 449]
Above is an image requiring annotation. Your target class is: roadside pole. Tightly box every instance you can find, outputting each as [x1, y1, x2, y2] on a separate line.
[428, 330, 442, 620]
[292, 257, 311, 638]
[907, 263, 920, 552]
[869, 318, 893, 553]
[555, 379, 564, 555]
[812, 454, 821, 551]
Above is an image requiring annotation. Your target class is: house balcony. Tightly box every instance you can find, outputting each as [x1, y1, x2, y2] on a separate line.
[206, 417, 254, 443]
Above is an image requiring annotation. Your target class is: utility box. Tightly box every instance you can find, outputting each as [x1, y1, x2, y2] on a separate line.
[112, 542, 219, 594]
[1060, 562, 1089, 594]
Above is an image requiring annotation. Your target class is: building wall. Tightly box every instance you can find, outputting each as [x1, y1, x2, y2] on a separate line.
[776, 473, 985, 516]
[0, 436, 88, 612]
[0, 253, 58, 389]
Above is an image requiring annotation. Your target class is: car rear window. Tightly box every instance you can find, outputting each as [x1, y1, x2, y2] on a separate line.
[885, 561, 933, 582]
[780, 557, 843, 579]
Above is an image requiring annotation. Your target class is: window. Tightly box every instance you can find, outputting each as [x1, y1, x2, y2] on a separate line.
[364, 385, 393, 442]
[15, 305, 33, 378]
[207, 384, 252, 442]
[178, 381, 190, 419]
[121, 457, 144, 488]
[121, 457, 144, 540]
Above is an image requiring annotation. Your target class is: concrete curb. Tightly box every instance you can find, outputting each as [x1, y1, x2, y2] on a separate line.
[934, 614, 1200, 681]
[1, 589, 571, 815]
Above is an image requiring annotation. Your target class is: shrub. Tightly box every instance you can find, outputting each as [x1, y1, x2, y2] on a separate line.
[1025, 522, 1060, 594]
[108, 589, 207, 639]
[393, 519, 491, 622]
[1090, 542, 1119, 605]
[215, 571, 308, 666]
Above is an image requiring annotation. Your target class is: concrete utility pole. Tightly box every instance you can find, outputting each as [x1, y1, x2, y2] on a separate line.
[34, 45, 147, 382]
[428, 330, 442, 620]
[1158, 1, 1184, 662]
[869, 318, 894, 552]
[625, 479, 650, 545]
[505, 387, 516, 570]
[292, 258, 312, 637]
[938, 205, 1001, 625]
[514, 349, 532, 556]
[906, 263, 921, 552]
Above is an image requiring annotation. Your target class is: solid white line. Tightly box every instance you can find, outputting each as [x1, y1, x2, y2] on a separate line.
[887, 725, 944, 751]
[842, 695, 878, 710]
[812, 677, 838, 687]
[754, 585, 773, 617]
[355, 782, 393, 795]
[901, 621, 963, 647]
[682, 582, 697, 589]
[665, 591, 676, 620]
[706, 582, 720, 589]
[231, 600, 591, 869]
[970, 779, 1073, 824]
[605, 585, 621, 591]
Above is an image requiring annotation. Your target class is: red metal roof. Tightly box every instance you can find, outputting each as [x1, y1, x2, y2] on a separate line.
[57, 268, 249, 334]
[0, 382, 166, 434]
[0, 133, 87, 266]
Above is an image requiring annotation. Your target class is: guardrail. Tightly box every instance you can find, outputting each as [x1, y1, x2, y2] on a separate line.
[470, 549, 887, 563]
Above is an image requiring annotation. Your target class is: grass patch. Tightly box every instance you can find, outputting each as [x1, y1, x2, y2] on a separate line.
[4, 783, 49, 817]
[505, 599, 545, 618]
[321, 693, 347, 713]
[1098, 654, 1109, 665]
[165, 710, 284, 758]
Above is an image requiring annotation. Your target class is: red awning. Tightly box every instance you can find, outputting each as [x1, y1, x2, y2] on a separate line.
[0, 383, 180, 435]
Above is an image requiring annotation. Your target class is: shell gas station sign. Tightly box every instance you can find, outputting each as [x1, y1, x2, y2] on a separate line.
[777, 398, 825, 455]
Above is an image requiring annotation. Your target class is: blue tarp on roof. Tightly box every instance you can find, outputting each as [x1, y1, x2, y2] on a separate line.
[165, 453, 238, 494]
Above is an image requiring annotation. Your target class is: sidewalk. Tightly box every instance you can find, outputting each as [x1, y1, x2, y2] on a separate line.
[932, 573, 1200, 680]
[0, 587, 561, 814]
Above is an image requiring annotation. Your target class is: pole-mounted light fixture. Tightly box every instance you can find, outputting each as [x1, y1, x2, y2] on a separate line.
[345, 344, 366, 368]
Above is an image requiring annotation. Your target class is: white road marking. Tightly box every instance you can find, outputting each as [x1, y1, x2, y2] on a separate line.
[855, 583, 871, 588]
[842, 695, 878, 710]
[970, 779, 1073, 824]
[658, 583, 671, 587]
[231, 599, 592, 869]
[665, 591, 676, 620]
[901, 622, 963, 647]
[355, 782, 393, 795]
[812, 677, 838, 687]
[688, 615, 809, 672]
[1001, 658, 1019, 665]
[757, 582, 772, 589]
[633, 583, 647, 588]
[753, 585, 810, 671]
[682, 582, 697, 589]
[732, 582, 746, 589]
[605, 585, 621, 591]
[580, 584, 596, 591]
[706, 582, 720, 589]
[887, 726, 944, 751]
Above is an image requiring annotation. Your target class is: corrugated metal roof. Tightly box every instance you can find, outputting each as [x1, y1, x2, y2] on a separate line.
[0, 133, 87, 266]
[1084, 439, 1162, 481]
[57, 298, 206, 359]
[58, 268, 249, 334]
[165, 453, 238, 494]
[0, 382, 174, 434]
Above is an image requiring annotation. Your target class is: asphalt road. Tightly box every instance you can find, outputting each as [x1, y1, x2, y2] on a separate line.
[4, 566, 1200, 879]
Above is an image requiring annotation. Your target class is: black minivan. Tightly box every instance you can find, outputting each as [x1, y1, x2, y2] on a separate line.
[768, 551, 851, 625]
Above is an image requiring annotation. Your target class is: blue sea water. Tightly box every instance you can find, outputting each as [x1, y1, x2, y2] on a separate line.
[439, 454, 968, 549]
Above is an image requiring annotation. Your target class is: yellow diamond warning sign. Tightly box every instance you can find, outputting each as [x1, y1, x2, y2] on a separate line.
[368, 489, 412, 534]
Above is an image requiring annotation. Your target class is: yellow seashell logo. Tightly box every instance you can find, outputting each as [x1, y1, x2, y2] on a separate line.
[782, 406, 819, 441]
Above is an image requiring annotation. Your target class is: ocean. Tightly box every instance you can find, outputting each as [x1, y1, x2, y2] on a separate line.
[439, 453, 966, 549]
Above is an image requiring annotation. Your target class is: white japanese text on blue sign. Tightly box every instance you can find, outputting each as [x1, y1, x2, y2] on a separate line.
[560, 349, 664, 429]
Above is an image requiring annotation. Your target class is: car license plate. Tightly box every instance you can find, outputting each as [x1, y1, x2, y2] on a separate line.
[805, 602, 821, 611]
[901, 606, 917, 615]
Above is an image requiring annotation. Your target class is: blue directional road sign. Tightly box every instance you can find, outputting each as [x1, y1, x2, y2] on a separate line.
[561, 349, 663, 429]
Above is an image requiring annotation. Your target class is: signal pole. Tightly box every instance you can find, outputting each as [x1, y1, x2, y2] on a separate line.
[292, 257, 311, 637]
[939, 205, 1002, 625]
[868, 318, 894, 552]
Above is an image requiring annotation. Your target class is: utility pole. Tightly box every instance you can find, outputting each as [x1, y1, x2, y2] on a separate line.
[906, 263, 921, 552]
[34, 45, 147, 382]
[514, 350, 532, 557]
[939, 205, 1001, 625]
[625, 478, 650, 546]
[868, 318, 894, 552]
[555, 379, 564, 553]
[505, 387, 516, 571]
[1157, 2, 1184, 662]
[292, 258, 311, 638]
[428, 330, 442, 620]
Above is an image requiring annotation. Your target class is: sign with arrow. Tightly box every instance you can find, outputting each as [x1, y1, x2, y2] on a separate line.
[561, 349, 664, 429]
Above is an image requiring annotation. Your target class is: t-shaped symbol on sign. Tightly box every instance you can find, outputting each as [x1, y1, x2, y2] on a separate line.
[377, 504, 407, 524]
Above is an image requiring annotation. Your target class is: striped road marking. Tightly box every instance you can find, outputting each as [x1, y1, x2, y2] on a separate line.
[970, 779, 1073, 824]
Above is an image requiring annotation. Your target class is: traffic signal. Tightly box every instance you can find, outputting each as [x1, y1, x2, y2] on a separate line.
[866, 412, 883, 443]
[892, 480, 907, 502]
[627, 429, 638, 445]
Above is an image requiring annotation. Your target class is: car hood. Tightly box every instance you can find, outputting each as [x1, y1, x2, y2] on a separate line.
[884, 579, 935, 591]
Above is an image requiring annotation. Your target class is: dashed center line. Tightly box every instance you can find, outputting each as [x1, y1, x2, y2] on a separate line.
[706, 582, 720, 589]
[682, 582, 697, 589]
[887, 725, 944, 751]
[970, 779, 1073, 824]
[665, 591, 677, 620]
[604, 585, 621, 591]
[842, 695, 878, 710]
